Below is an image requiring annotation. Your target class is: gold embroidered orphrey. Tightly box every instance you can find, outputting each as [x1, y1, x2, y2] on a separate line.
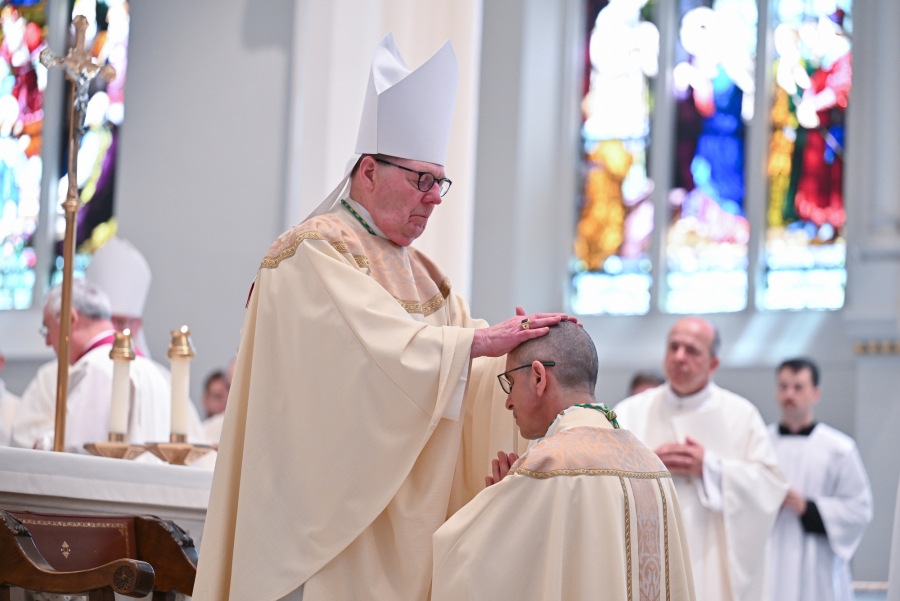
[259, 218, 454, 317]
[514, 427, 673, 601]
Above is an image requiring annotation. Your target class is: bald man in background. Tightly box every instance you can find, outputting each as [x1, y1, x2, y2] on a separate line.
[615, 318, 787, 601]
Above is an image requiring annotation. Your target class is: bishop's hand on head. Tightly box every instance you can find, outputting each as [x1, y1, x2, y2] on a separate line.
[471, 306, 579, 359]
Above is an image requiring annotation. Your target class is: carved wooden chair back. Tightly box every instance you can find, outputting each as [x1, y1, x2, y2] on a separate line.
[0, 509, 198, 601]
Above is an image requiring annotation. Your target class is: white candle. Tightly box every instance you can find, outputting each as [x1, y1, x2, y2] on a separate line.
[108, 329, 135, 440]
[170, 357, 190, 436]
[108, 359, 130, 435]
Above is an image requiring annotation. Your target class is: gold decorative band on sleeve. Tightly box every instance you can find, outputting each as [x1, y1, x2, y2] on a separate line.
[353, 255, 370, 269]
[260, 231, 326, 269]
[395, 298, 424, 314]
[514, 468, 671, 480]
[331, 241, 350, 254]
[439, 277, 452, 298]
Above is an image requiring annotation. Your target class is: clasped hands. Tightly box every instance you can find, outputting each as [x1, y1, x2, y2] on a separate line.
[655, 436, 705, 478]
[485, 451, 519, 488]
[471, 306, 579, 358]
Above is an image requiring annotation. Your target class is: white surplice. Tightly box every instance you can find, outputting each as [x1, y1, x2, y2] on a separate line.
[615, 383, 788, 601]
[767, 423, 872, 601]
[11, 337, 205, 452]
[0, 380, 21, 446]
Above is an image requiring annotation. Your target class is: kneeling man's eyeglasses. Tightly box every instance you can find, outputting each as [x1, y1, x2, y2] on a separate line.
[497, 361, 555, 394]
[375, 158, 453, 197]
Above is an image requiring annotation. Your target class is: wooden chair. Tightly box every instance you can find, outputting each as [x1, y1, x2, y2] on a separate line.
[0, 509, 198, 601]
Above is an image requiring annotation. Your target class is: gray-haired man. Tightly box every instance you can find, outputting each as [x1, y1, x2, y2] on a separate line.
[11, 279, 173, 452]
[615, 317, 788, 601]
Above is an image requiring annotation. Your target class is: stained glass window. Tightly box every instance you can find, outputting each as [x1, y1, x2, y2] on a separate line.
[762, 0, 850, 310]
[0, 2, 47, 309]
[571, 0, 659, 316]
[51, 0, 128, 285]
[665, 0, 757, 314]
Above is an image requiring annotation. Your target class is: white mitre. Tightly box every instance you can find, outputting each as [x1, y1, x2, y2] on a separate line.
[306, 32, 459, 220]
[85, 236, 153, 357]
[85, 236, 152, 317]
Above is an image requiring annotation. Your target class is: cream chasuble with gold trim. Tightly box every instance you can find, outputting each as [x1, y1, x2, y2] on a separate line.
[433, 407, 696, 601]
[193, 205, 513, 601]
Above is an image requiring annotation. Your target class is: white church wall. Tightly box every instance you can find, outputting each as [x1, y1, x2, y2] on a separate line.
[471, 0, 582, 327]
[112, 0, 295, 407]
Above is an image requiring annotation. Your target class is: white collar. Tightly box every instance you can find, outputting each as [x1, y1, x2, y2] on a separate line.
[344, 197, 388, 239]
[661, 382, 715, 412]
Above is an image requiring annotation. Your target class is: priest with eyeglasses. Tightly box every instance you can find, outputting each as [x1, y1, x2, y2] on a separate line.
[432, 321, 696, 601]
[193, 34, 574, 601]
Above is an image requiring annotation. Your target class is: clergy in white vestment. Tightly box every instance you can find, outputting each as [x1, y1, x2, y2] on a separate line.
[433, 322, 696, 601]
[0, 351, 21, 446]
[16, 239, 207, 448]
[767, 358, 872, 601]
[615, 317, 788, 601]
[85, 235, 154, 358]
[11, 279, 175, 452]
[193, 34, 575, 601]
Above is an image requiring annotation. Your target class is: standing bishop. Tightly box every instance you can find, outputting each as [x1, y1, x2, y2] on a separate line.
[615, 318, 788, 601]
[193, 33, 572, 601]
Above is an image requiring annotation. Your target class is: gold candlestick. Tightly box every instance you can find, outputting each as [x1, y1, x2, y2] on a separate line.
[84, 331, 147, 460]
[144, 326, 213, 466]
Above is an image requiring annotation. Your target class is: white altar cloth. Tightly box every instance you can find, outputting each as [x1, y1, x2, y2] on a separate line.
[0, 446, 212, 545]
[0, 447, 212, 600]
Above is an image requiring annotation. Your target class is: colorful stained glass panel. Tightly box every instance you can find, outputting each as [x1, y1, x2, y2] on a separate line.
[0, 1, 46, 309]
[664, 0, 757, 314]
[762, 0, 850, 310]
[571, 0, 659, 316]
[52, 0, 128, 283]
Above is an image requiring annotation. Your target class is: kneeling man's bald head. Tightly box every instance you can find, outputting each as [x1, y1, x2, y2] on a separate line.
[511, 321, 598, 393]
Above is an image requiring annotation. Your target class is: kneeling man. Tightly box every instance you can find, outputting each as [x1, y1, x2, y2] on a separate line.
[432, 322, 695, 601]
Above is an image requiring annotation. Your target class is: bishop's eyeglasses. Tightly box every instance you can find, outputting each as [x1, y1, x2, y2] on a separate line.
[497, 361, 555, 394]
[375, 158, 453, 197]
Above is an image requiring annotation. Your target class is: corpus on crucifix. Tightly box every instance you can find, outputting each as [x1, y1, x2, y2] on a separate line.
[40, 15, 115, 452]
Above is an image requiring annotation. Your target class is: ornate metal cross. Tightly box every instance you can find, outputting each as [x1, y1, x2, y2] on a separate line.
[40, 15, 115, 452]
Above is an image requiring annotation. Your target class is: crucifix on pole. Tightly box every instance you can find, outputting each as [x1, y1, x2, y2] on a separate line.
[40, 15, 115, 452]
